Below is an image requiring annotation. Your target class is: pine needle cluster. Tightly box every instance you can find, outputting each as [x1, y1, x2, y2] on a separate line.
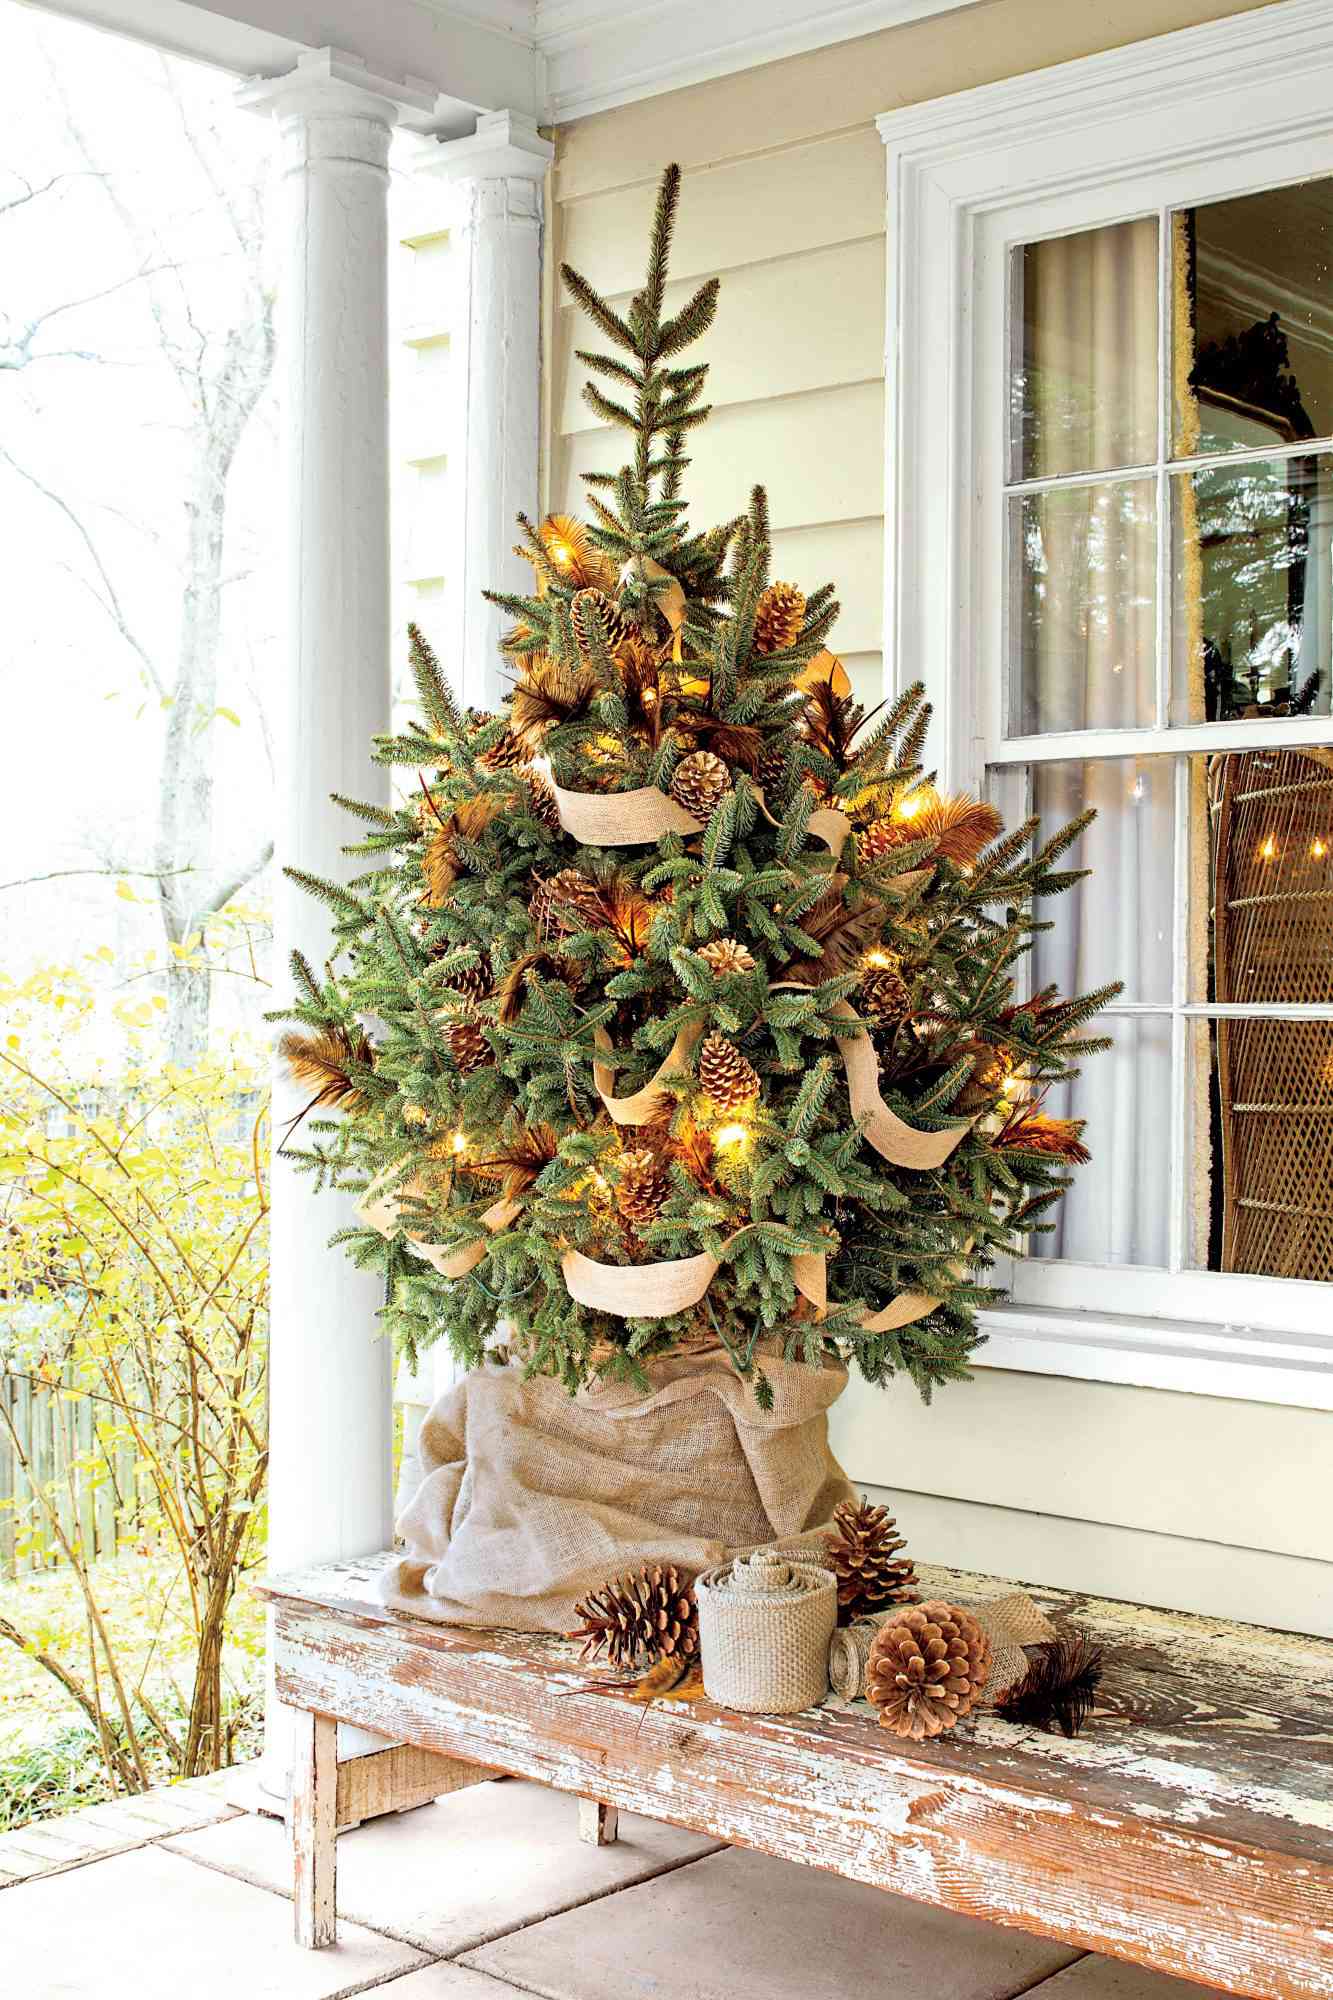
[275, 164, 1118, 1401]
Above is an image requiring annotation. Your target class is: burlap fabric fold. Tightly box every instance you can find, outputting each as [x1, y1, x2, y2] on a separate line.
[381, 1345, 855, 1631]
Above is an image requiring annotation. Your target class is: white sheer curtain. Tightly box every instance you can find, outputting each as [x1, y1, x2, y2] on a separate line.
[1018, 219, 1174, 1266]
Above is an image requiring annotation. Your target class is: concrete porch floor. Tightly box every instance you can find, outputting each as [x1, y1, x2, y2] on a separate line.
[0, 1771, 1226, 2000]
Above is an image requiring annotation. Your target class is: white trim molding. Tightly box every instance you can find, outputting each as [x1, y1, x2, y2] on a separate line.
[31, 0, 983, 127]
[878, 0, 1333, 1409]
[534, 0, 986, 124]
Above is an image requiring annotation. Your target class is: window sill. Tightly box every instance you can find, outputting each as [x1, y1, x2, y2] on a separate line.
[974, 1304, 1333, 1411]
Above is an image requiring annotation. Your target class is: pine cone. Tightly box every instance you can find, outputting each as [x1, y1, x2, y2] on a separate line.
[860, 957, 911, 1022]
[866, 1602, 991, 1740]
[753, 582, 806, 657]
[440, 955, 491, 1003]
[571, 587, 633, 661]
[757, 741, 789, 794]
[698, 1032, 760, 1109]
[480, 729, 531, 773]
[617, 1149, 669, 1231]
[570, 1564, 698, 1670]
[531, 868, 602, 942]
[825, 1499, 917, 1619]
[856, 818, 911, 865]
[447, 1018, 492, 1076]
[700, 937, 756, 978]
[670, 751, 730, 822]
[525, 772, 561, 831]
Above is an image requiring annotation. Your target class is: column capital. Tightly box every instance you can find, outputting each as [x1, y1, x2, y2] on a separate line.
[423, 109, 554, 185]
[238, 46, 434, 131]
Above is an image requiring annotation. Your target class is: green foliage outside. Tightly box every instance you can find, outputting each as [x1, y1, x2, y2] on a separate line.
[279, 166, 1117, 1403]
[0, 959, 268, 1825]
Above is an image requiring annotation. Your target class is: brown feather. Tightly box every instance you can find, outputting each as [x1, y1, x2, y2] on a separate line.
[421, 794, 504, 905]
[781, 883, 886, 984]
[993, 1110, 1090, 1164]
[495, 950, 583, 1025]
[509, 654, 599, 748]
[911, 792, 1004, 866]
[798, 678, 866, 774]
[697, 720, 765, 774]
[462, 1122, 560, 1200]
[278, 1024, 373, 1114]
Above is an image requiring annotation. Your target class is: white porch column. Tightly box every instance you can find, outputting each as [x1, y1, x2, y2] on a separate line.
[241, 50, 431, 1790]
[423, 111, 553, 710]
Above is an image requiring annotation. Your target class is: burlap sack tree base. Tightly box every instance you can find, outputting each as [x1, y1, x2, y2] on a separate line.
[382, 1345, 854, 1633]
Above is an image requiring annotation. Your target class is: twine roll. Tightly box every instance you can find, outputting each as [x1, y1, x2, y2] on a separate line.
[695, 1549, 837, 1713]
[827, 1590, 1056, 1704]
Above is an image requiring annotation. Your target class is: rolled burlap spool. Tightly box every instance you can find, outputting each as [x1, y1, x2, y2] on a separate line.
[696, 1549, 837, 1713]
[828, 1590, 1055, 1704]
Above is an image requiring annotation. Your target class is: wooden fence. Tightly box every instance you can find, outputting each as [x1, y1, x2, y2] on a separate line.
[0, 1367, 144, 1579]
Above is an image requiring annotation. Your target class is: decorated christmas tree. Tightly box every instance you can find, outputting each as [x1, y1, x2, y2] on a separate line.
[277, 165, 1116, 1405]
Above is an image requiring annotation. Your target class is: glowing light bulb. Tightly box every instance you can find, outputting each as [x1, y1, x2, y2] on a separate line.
[1002, 1073, 1024, 1098]
[715, 1122, 750, 1151]
[549, 541, 572, 567]
[1258, 834, 1278, 863]
[895, 791, 924, 822]
[1311, 837, 1328, 860]
[864, 949, 894, 969]
[450, 1130, 467, 1155]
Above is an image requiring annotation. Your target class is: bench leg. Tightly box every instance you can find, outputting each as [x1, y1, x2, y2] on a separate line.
[578, 1796, 619, 1845]
[290, 1709, 337, 1948]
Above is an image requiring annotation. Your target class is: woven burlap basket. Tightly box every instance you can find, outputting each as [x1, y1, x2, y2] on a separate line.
[696, 1549, 838, 1713]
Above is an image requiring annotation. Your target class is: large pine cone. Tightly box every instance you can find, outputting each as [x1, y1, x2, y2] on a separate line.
[700, 937, 756, 978]
[753, 581, 806, 656]
[866, 1602, 991, 1740]
[570, 1564, 698, 1670]
[447, 1018, 493, 1077]
[670, 750, 730, 822]
[856, 818, 906, 865]
[860, 957, 911, 1022]
[525, 772, 562, 832]
[617, 1149, 670, 1231]
[480, 729, 531, 773]
[571, 586, 633, 661]
[440, 955, 491, 1004]
[826, 1499, 917, 1620]
[698, 1032, 760, 1109]
[531, 868, 603, 941]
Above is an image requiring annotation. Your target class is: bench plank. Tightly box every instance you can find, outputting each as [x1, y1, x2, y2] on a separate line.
[260, 1557, 1333, 1998]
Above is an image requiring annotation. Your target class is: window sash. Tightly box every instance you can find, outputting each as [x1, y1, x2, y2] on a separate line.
[880, 8, 1333, 1361]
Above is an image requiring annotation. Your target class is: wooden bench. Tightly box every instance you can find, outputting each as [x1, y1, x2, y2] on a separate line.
[259, 1557, 1333, 1999]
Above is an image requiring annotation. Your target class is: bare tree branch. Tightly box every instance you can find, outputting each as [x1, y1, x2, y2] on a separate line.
[203, 840, 274, 920]
[0, 446, 164, 698]
[0, 866, 196, 895]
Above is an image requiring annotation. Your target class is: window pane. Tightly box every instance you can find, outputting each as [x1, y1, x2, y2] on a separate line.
[1014, 479, 1157, 733]
[1204, 748, 1333, 1004]
[1013, 218, 1158, 480]
[1190, 1017, 1333, 1280]
[992, 757, 1175, 1004]
[1173, 179, 1333, 459]
[1030, 1011, 1172, 1267]
[1170, 453, 1333, 723]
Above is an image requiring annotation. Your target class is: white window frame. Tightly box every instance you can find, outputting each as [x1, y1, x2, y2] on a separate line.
[878, 0, 1333, 1410]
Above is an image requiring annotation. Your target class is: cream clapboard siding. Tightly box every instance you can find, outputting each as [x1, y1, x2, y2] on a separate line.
[544, 0, 1333, 1636]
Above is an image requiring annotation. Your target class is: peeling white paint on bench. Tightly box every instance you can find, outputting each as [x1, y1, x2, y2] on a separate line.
[260, 1556, 1333, 1999]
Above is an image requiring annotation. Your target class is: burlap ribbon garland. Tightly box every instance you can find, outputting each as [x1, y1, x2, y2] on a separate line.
[367, 642, 966, 1327]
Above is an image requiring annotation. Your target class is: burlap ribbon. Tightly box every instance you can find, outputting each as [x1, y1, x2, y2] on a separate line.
[369, 640, 966, 1328]
[358, 1171, 519, 1280]
[827, 1590, 1056, 1705]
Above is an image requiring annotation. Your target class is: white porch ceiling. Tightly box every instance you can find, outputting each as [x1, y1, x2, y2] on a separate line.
[24, 0, 982, 127]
